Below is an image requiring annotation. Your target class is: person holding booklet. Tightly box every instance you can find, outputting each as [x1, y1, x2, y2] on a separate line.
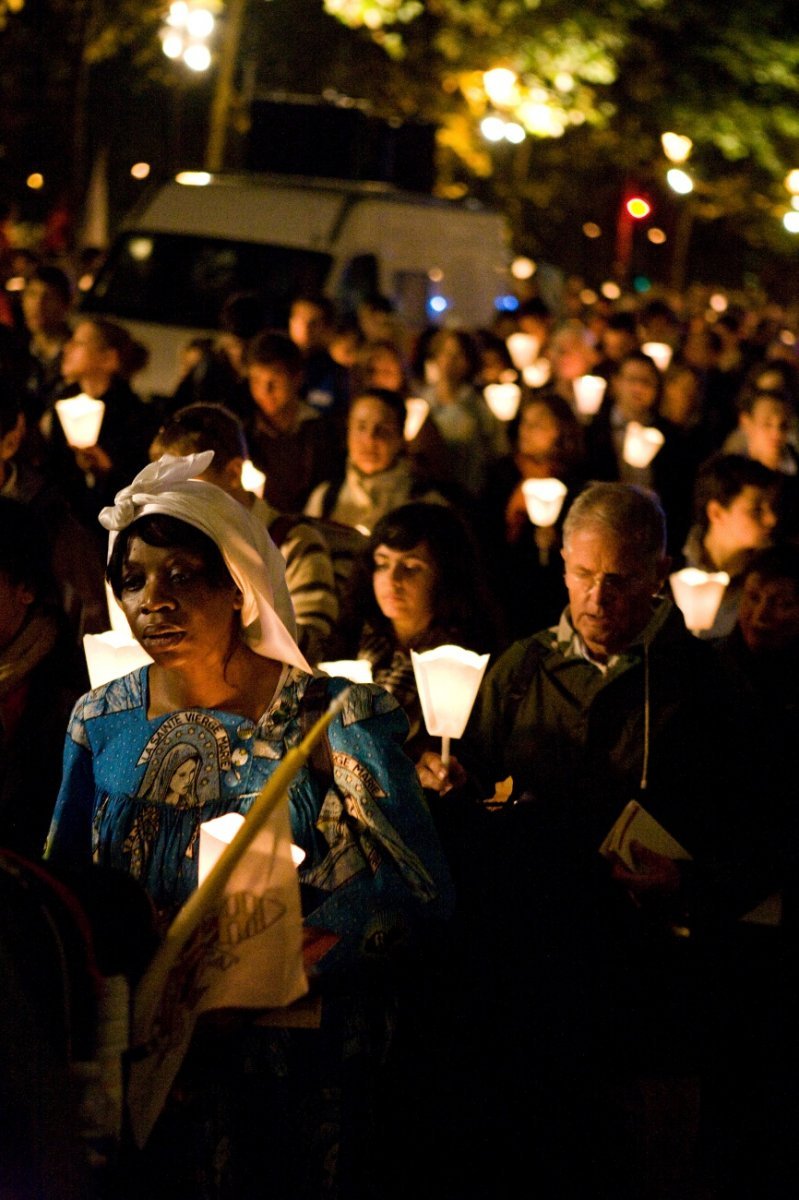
[418, 481, 773, 1199]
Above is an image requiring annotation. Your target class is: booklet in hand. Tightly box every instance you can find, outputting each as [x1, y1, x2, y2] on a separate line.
[599, 799, 692, 871]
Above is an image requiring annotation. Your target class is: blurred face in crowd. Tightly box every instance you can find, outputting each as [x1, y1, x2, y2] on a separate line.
[563, 525, 665, 661]
[601, 326, 638, 364]
[612, 358, 660, 423]
[661, 367, 701, 428]
[0, 570, 34, 651]
[373, 541, 437, 639]
[348, 395, 404, 476]
[549, 329, 596, 383]
[738, 572, 799, 655]
[247, 362, 301, 427]
[289, 301, 329, 353]
[23, 279, 69, 336]
[61, 321, 115, 387]
[707, 485, 778, 554]
[435, 335, 471, 386]
[365, 346, 405, 391]
[517, 401, 562, 464]
[740, 396, 793, 471]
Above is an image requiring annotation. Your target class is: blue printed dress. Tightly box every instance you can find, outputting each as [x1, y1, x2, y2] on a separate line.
[46, 667, 453, 975]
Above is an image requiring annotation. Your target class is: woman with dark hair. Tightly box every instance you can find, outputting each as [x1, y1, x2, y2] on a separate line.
[304, 387, 446, 533]
[420, 329, 507, 497]
[45, 454, 453, 1196]
[327, 501, 497, 757]
[47, 317, 154, 530]
[482, 391, 586, 638]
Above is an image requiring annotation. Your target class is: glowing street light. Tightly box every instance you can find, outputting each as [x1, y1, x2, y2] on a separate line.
[160, 1, 219, 72]
[483, 67, 519, 108]
[667, 168, 694, 195]
[661, 132, 693, 164]
[785, 170, 799, 195]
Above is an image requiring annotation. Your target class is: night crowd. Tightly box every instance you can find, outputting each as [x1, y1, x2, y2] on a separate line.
[2, 260, 799, 1199]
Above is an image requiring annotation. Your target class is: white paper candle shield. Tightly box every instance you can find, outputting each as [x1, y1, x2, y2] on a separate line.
[317, 659, 374, 684]
[411, 644, 490, 740]
[483, 382, 522, 421]
[670, 568, 730, 633]
[506, 332, 540, 370]
[198, 812, 305, 886]
[105, 580, 134, 634]
[521, 478, 568, 527]
[404, 397, 430, 441]
[83, 631, 153, 689]
[241, 459, 266, 498]
[623, 422, 665, 468]
[642, 341, 673, 372]
[55, 394, 105, 448]
[573, 374, 607, 416]
[522, 360, 551, 388]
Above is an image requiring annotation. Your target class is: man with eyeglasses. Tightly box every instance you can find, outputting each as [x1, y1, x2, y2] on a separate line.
[416, 481, 772, 1197]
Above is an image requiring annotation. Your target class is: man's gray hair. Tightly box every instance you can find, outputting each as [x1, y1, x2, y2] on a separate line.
[562, 482, 667, 564]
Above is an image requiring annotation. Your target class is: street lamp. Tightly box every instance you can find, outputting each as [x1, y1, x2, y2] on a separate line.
[661, 132, 693, 164]
[159, 1, 220, 72]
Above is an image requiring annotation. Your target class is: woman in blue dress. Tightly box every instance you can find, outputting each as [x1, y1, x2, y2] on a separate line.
[45, 452, 453, 1197]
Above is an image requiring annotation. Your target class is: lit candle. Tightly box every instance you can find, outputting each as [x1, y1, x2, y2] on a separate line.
[404, 397, 430, 441]
[83, 631, 153, 689]
[55, 394, 105, 448]
[506, 332, 540, 370]
[522, 360, 551, 388]
[241, 459, 266, 498]
[642, 342, 673, 372]
[669, 567, 729, 635]
[521, 478, 568, 527]
[411, 644, 489, 767]
[484, 382, 522, 421]
[198, 811, 305, 886]
[623, 422, 665, 468]
[573, 374, 607, 417]
[317, 660, 374, 684]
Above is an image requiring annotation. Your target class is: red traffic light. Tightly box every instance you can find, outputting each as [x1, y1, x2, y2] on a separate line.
[626, 196, 652, 219]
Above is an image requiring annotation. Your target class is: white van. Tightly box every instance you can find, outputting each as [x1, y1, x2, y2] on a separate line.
[80, 171, 512, 398]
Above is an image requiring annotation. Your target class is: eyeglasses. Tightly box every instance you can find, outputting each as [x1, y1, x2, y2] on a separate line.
[565, 566, 642, 597]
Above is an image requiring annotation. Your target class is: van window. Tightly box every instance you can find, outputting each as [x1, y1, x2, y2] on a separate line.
[82, 232, 333, 329]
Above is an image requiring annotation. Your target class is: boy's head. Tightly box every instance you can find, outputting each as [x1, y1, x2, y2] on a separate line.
[288, 295, 335, 354]
[244, 332, 304, 424]
[693, 454, 779, 552]
[738, 545, 799, 655]
[738, 389, 795, 472]
[150, 403, 248, 497]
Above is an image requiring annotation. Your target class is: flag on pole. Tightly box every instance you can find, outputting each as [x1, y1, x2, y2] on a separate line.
[127, 689, 349, 1147]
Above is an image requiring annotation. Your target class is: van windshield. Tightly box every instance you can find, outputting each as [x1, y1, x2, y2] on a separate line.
[82, 232, 333, 328]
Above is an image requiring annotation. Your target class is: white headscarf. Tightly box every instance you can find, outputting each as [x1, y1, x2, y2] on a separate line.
[99, 453, 310, 672]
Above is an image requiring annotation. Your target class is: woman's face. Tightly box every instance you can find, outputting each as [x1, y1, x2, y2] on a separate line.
[612, 359, 659, 423]
[118, 537, 242, 668]
[348, 396, 404, 475]
[169, 757, 198, 798]
[435, 336, 471, 385]
[61, 321, 112, 385]
[661, 369, 700, 426]
[366, 348, 404, 391]
[517, 402, 562, 461]
[372, 541, 437, 632]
